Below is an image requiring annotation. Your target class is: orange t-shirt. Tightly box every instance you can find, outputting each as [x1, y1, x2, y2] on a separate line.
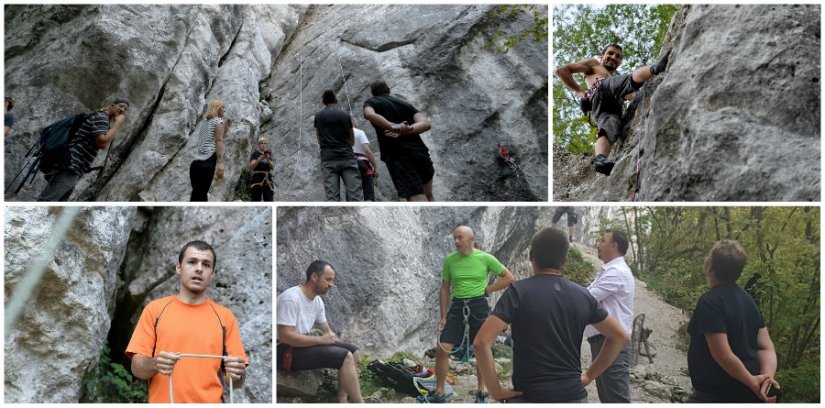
[125, 295, 248, 403]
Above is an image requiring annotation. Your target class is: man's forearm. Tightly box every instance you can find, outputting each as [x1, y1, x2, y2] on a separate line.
[715, 352, 759, 389]
[555, 66, 584, 95]
[280, 332, 324, 348]
[439, 286, 450, 320]
[758, 349, 778, 377]
[586, 336, 626, 380]
[131, 354, 157, 380]
[473, 338, 502, 396]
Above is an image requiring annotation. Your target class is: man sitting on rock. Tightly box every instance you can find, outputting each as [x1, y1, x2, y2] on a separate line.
[276, 260, 364, 403]
[556, 44, 670, 176]
[687, 241, 780, 403]
[473, 228, 629, 403]
[126, 240, 248, 403]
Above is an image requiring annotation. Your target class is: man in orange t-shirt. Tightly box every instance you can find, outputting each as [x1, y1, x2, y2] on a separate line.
[126, 240, 248, 403]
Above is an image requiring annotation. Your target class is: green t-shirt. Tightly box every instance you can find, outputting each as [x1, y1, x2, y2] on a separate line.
[442, 249, 506, 299]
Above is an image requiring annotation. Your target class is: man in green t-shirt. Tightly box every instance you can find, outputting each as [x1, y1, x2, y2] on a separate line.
[426, 225, 515, 403]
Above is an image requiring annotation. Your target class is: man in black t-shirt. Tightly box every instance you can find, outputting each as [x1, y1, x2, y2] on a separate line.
[314, 90, 363, 202]
[473, 228, 629, 403]
[249, 137, 274, 201]
[687, 240, 780, 403]
[363, 80, 434, 201]
[38, 98, 129, 201]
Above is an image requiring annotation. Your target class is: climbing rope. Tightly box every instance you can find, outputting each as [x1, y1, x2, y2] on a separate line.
[437, 299, 487, 362]
[337, 54, 353, 114]
[167, 354, 234, 403]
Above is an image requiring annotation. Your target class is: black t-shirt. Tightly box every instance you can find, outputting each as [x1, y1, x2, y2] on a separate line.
[363, 94, 429, 161]
[687, 283, 765, 402]
[313, 105, 355, 161]
[4, 112, 14, 128]
[249, 150, 272, 184]
[492, 274, 608, 402]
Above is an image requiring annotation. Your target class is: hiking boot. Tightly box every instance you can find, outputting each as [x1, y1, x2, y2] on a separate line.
[650, 49, 671, 75]
[593, 157, 615, 176]
[417, 393, 449, 403]
[475, 392, 490, 403]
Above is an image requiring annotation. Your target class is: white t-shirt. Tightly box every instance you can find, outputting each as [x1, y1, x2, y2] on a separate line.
[276, 285, 326, 335]
[352, 128, 369, 156]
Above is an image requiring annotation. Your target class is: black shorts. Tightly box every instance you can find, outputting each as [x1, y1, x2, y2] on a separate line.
[276, 341, 358, 371]
[592, 73, 638, 144]
[385, 153, 435, 199]
[439, 297, 489, 346]
[552, 208, 577, 226]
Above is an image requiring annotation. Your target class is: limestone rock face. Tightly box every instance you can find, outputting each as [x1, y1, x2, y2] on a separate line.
[5, 4, 547, 202]
[276, 207, 543, 358]
[4, 207, 272, 403]
[4, 207, 136, 403]
[554, 5, 820, 201]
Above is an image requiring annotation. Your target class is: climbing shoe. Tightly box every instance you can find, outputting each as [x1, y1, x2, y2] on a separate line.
[417, 393, 449, 403]
[650, 49, 671, 75]
[475, 391, 490, 403]
[593, 156, 615, 176]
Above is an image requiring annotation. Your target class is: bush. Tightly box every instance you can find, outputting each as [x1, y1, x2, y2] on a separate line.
[80, 344, 147, 403]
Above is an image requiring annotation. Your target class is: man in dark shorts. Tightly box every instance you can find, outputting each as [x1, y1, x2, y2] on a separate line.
[276, 260, 364, 403]
[687, 241, 780, 403]
[473, 228, 629, 403]
[363, 80, 434, 201]
[4, 96, 15, 137]
[425, 226, 514, 403]
[556, 44, 670, 175]
[314, 90, 363, 202]
[38, 98, 129, 201]
[551, 206, 578, 242]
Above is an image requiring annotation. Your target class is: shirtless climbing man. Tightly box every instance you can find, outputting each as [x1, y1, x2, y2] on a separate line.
[556, 44, 670, 176]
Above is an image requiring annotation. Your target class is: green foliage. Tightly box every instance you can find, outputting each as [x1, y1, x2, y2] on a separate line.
[232, 168, 252, 201]
[563, 246, 596, 286]
[553, 5, 680, 153]
[80, 344, 147, 403]
[632, 207, 819, 402]
[486, 5, 548, 54]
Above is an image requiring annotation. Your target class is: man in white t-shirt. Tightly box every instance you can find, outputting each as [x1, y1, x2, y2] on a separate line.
[584, 230, 635, 402]
[277, 260, 364, 403]
[351, 117, 378, 201]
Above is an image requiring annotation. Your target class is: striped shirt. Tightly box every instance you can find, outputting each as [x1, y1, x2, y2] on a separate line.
[63, 111, 110, 174]
[193, 117, 223, 161]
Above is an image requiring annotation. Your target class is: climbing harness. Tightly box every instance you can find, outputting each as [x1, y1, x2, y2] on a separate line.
[437, 298, 487, 363]
[167, 353, 234, 403]
[250, 171, 274, 191]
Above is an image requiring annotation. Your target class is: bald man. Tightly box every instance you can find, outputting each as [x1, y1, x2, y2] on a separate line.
[425, 226, 515, 403]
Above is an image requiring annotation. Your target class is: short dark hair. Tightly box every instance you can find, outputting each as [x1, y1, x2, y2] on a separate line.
[306, 260, 333, 282]
[607, 230, 629, 255]
[5, 97, 15, 111]
[178, 240, 217, 269]
[601, 43, 623, 55]
[322, 90, 337, 105]
[707, 240, 747, 283]
[530, 228, 569, 270]
[370, 80, 391, 96]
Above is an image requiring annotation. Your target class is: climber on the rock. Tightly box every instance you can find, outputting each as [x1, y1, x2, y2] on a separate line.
[276, 260, 365, 403]
[556, 44, 670, 176]
[126, 240, 248, 403]
[363, 80, 434, 202]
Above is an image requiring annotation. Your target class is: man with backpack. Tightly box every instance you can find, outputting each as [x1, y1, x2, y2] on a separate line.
[37, 98, 129, 201]
[126, 240, 248, 403]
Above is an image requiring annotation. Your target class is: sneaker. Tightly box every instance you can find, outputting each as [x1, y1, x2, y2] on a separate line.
[417, 393, 449, 403]
[475, 392, 490, 403]
[651, 49, 671, 75]
[593, 157, 615, 176]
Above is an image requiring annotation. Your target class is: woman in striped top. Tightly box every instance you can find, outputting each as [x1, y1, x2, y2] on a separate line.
[189, 99, 228, 201]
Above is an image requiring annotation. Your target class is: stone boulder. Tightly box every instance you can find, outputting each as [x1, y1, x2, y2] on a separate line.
[4, 207, 136, 403]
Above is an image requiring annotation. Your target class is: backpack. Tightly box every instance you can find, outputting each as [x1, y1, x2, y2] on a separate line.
[367, 360, 421, 397]
[9, 112, 91, 194]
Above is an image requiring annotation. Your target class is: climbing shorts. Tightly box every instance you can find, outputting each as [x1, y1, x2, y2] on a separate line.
[439, 296, 489, 347]
[551, 207, 577, 226]
[385, 152, 435, 199]
[276, 341, 358, 371]
[592, 73, 639, 144]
